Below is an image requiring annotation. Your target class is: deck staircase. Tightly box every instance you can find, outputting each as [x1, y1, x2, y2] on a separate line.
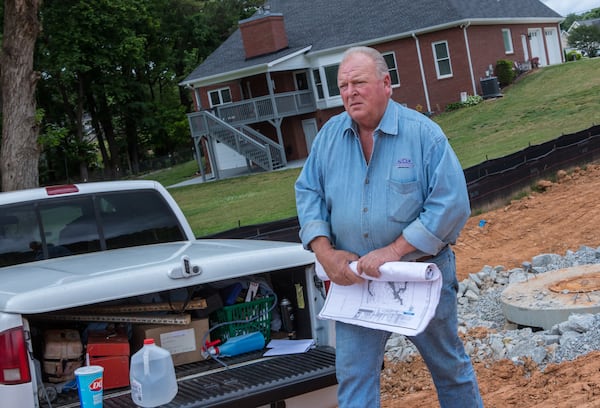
[187, 90, 316, 172]
[188, 110, 285, 172]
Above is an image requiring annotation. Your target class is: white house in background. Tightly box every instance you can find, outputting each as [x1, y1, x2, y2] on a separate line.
[563, 18, 600, 56]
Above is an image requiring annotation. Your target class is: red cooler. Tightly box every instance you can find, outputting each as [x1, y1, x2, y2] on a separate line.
[87, 332, 130, 390]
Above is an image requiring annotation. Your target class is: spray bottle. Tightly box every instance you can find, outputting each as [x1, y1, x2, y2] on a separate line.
[203, 332, 265, 358]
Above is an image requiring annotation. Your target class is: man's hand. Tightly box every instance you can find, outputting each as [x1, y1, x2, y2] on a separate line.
[356, 245, 399, 278]
[316, 248, 362, 286]
[310, 236, 361, 286]
[357, 236, 416, 278]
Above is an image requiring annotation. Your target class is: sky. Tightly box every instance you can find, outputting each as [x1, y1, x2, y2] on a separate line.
[541, 0, 600, 16]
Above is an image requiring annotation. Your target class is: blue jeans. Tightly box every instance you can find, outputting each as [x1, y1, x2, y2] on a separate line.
[335, 248, 483, 408]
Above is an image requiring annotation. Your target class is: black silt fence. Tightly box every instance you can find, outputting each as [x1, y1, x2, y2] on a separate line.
[465, 125, 600, 210]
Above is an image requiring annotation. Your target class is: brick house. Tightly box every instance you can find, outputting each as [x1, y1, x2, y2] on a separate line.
[180, 0, 563, 179]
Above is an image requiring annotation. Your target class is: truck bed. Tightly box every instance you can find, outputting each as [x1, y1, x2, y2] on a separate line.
[0, 182, 337, 408]
[42, 347, 336, 408]
[25, 248, 336, 408]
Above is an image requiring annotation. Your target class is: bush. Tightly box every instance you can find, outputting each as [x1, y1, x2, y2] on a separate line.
[445, 102, 464, 112]
[463, 95, 483, 107]
[445, 95, 483, 112]
[495, 59, 515, 87]
[565, 50, 582, 61]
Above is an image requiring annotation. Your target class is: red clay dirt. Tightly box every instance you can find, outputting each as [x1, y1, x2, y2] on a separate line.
[381, 162, 600, 407]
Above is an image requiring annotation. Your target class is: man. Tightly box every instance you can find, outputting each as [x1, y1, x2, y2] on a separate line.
[295, 46, 483, 407]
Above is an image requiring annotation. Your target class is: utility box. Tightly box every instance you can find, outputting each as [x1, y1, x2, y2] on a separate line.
[87, 332, 130, 390]
[480, 77, 502, 99]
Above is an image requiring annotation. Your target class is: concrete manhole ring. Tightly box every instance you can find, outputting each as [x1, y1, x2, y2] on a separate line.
[501, 264, 600, 330]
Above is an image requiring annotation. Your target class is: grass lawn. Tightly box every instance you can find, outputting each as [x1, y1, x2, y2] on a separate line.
[436, 58, 600, 167]
[146, 58, 600, 237]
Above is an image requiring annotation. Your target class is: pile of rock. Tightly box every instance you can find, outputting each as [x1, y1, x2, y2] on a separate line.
[385, 245, 600, 369]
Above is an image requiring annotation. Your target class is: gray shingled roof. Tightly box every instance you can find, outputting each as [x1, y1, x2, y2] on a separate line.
[578, 17, 600, 28]
[182, 0, 561, 85]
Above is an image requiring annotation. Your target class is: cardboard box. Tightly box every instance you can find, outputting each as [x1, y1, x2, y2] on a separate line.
[87, 332, 130, 390]
[132, 319, 209, 366]
[43, 329, 83, 383]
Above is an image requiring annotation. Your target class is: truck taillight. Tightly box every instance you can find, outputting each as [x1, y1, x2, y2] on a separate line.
[0, 327, 31, 384]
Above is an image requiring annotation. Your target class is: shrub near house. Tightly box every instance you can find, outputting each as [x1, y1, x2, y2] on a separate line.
[496, 59, 516, 87]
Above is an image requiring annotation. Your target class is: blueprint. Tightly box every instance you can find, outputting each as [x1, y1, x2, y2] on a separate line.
[315, 261, 442, 336]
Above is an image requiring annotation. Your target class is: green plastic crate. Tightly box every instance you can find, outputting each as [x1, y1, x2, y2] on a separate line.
[210, 296, 274, 343]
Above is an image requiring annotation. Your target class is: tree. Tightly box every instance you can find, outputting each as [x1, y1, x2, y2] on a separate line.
[1, 0, 42, 191]
[568, 24, 600, 58]
[562, 8, 600, 33]
[2, 0, 264, 187]
[37, 0, 156, 180]
[561, 13, 579, 31]
[582, 7, 600, 20]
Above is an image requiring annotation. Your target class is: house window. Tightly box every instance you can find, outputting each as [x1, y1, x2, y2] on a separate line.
[502, 29, 514, 54]
[294, 71, 309, 90]
[208, 87, 232, 108]
[324, 64, 340, 97]
[312, 69, 324, 99]
[432, 41, 452, 79]
[382, 52, 400, 86]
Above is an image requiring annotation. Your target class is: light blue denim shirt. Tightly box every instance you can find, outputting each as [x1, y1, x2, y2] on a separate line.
[294, 100, 470, 260]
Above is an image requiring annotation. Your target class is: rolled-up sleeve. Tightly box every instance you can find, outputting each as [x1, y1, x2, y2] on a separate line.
[402, 128, 470, 255]
[295, 137, 332, 250]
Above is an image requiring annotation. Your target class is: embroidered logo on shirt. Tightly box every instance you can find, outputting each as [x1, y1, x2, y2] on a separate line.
[396, 158, 414, 168]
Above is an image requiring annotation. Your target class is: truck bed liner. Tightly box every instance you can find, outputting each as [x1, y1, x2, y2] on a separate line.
[51, 347, 336, 408]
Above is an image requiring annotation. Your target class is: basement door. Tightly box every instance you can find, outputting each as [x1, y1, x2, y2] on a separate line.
[302, 119, 318, 154]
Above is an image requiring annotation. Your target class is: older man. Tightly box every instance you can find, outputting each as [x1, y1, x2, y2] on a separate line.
[295, 46, 482, 407]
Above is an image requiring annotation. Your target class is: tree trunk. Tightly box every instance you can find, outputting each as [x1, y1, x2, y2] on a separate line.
[125, 115, 140, 175]
[97, 90, 121, 179]
[1, 0, 42, 191]
[76, 76, 89, 182]
[85, 90, 111, 180]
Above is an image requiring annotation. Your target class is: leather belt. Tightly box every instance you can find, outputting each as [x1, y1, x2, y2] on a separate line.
[413, 245, 449, 263]
[415, 254, 435, 262]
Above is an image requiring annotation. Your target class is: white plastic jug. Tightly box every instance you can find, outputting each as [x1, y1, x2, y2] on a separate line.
[129, 338, 178, 407]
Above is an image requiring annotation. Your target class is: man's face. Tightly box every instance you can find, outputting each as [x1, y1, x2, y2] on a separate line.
[337, 53, 391, 131]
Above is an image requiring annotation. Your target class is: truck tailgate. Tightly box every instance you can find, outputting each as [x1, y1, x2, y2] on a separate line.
[101, 347, 336, 407]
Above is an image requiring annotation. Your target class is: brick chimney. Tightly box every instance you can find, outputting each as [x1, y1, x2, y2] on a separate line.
[239, 11, 288, 59]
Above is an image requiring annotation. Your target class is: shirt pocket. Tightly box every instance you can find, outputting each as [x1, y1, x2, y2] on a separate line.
[387, 180, 423, 223]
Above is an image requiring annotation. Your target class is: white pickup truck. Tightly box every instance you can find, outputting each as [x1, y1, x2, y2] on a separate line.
[0, 180, 337, 408]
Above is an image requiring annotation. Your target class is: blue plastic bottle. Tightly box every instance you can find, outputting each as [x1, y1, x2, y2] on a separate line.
[210, 332, 265, 357]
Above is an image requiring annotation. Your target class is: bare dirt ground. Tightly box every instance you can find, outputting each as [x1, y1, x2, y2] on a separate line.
[381, 162, 600, 407]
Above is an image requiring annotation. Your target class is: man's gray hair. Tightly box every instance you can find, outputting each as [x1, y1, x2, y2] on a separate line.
[341, 46, 389, 78]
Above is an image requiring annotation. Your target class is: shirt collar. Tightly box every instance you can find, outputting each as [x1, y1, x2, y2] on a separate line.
[377, 100, 399, 136]
[343, 100, 399, 138]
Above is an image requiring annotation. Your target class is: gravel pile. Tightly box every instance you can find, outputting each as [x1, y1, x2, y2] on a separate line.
[385, 245, 600, 370]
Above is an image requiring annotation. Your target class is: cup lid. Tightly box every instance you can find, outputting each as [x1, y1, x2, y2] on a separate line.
[74, 365, 104, 375]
